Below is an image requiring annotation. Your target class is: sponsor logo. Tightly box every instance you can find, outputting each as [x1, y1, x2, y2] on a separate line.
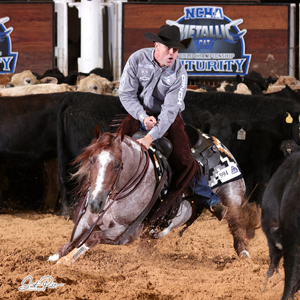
[0, 17, 18, 73]
[177, 74, 185, 105]
[231, 165, 239, 174]
[162, 75, 170, 84]
[166, 6, 251, 76]
[140, 69, 150, 81]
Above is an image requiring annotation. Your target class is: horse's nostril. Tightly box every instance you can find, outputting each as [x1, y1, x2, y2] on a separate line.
[90, 199, 102, 214]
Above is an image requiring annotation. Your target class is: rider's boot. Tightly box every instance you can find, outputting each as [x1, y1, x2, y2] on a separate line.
[209, 202, 228, 221]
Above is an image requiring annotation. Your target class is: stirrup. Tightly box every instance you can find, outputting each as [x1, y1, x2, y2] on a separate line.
[151, 221, 174, 239]
[147, 217, 172, 238]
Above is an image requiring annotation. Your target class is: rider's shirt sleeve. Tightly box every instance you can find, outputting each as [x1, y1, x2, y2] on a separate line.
[148, 70, 187, 141]
[119, 54, 148, 123]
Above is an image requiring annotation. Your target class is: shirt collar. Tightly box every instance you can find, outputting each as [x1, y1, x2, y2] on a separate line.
[151, 48, 170, 70]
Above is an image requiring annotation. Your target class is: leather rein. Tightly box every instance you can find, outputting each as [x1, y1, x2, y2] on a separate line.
[70, 145, 150, 248]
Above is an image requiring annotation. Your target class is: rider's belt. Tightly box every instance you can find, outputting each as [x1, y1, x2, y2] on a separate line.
[145, 111, 159, 118]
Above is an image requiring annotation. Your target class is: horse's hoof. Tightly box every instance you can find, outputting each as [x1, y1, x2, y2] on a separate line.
[47, 254, 60, 262]
[239, 250, 250, 258]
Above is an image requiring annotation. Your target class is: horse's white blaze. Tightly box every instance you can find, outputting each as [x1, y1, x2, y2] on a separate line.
[92, 150, 113, 198]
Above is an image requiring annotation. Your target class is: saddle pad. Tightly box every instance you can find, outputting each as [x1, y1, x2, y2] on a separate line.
[202, 133, 243, 189]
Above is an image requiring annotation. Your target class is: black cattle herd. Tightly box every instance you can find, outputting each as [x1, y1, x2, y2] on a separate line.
[0, 69, 300, 299]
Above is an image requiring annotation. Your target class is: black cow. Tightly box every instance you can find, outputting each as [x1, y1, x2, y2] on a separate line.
[197, 81, 238, 92]
[56, 93, 125, 209]
[182, 91, 300, 204]
[64, 68, 114, 85]
[0, 93, 61, 210]
[236, 70, 273, 94]
[261, 140, 300, 300]
[33, 68, 66, 84]
[0, 92, 122, 212]
[264, 85, 300, 103]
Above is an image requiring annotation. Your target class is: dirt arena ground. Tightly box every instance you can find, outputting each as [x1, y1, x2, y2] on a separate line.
[0, 209, 297, 300]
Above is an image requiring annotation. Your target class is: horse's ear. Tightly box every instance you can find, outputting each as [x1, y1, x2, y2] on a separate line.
[115, 127, 125, 143]
[94, 124, 102, 139]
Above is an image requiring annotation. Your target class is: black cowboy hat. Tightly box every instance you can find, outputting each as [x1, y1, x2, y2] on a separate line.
[144, 24, 192, 50]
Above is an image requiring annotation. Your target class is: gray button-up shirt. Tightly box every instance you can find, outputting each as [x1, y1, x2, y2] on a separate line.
[119, 48, 188, 141]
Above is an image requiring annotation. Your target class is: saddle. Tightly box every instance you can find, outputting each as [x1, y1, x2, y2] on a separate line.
[133, 124, 220, 184]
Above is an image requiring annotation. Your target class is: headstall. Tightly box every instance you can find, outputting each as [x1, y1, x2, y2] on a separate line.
[70, 145, 150, 248]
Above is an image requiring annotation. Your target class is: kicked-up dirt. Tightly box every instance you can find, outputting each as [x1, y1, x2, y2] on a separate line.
[0, 209, 295, 300]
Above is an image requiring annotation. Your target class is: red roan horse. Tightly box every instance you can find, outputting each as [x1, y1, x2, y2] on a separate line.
[48, 127, 259, 265]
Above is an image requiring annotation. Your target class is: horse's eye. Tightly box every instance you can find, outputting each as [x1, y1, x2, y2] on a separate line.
[114, 162, 120, 170]
[89, 157, 94, 165]
[26, 79, 31, 84]
[93, 86, 98, 90]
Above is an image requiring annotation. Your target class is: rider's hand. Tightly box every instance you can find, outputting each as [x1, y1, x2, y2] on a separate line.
[137, 134, 153, 150]
[143, 116, 157, 130]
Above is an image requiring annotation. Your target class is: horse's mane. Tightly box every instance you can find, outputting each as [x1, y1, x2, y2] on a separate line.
[71, 132, 117, 196]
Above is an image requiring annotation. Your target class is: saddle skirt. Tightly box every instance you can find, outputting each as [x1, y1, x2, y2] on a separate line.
[186, 124, 242, 189]
[199, 133, 243, 189]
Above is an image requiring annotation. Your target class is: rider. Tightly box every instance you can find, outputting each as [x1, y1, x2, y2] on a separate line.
[117, 24, 227, 223]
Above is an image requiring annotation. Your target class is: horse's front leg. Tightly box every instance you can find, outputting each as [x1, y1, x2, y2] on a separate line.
[54, 242, 90, 265]
[47, 240, 76, 262]
[48, 209, 98, 264]
[52, 217, 144, 265]
[48, 235, 90, 265]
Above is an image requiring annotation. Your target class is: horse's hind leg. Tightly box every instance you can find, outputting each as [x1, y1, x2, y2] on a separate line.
[227, 204, 250, 257]
[214, 179, 259, 257]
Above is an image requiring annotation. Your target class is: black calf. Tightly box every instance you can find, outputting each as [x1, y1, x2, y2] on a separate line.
[261, 140, 300, 299]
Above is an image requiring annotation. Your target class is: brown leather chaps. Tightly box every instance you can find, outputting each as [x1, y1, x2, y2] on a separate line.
[116, 114, 201, 225]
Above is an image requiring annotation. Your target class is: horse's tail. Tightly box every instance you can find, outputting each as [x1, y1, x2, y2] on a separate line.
[242, 200, 261, 229]
[57, 94, 75, 209]
[240, 185, 262, 234]
[226, 198, 261, 245]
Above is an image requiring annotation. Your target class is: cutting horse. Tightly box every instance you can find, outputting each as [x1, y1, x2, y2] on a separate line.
[48, 126, 259, 265]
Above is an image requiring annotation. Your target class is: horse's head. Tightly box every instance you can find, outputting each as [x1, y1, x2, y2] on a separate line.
[74, 126, 125, 214]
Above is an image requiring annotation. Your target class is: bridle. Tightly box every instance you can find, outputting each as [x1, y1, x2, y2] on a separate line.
[70, 144, 150, 248]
